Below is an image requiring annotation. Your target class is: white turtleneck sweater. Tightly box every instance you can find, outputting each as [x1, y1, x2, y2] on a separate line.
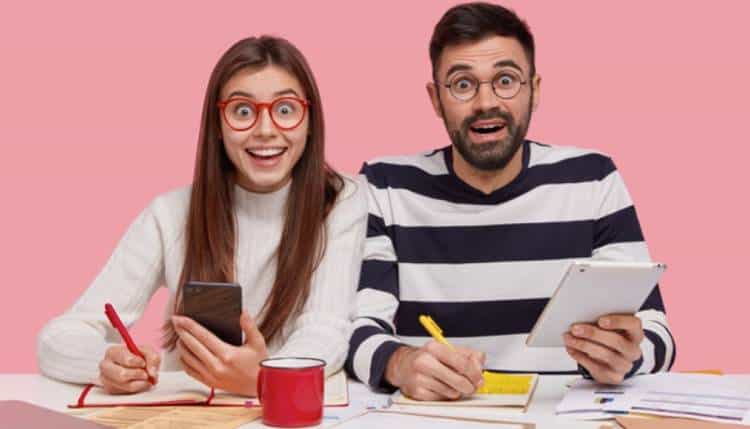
[37, 176, 367, 384]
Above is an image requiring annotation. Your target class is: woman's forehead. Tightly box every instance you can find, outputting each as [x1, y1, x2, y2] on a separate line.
[221, 65, 306, 100]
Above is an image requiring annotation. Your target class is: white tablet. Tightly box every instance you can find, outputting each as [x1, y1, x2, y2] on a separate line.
[526, 260, 666, 347]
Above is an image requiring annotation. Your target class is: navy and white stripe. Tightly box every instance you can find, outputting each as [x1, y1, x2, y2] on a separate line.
[345, 141, 675, 389]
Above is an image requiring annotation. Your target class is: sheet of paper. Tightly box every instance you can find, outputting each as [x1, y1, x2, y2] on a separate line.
[66, 407, 110, 418]
[384, 403, 527, 424]
[79, 371, 210, 406]
[630, 388, 750, 424]
[323, 384, 391, 422]
[556, 378, 632, 420]
[616, 415, 749, 429]
[88, 406, 261, 429]
[331, 410, 533, 429]
[322, 370, 349, 405]
[88, 407, 176, 428]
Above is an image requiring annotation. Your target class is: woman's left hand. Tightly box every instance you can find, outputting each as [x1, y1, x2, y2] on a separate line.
[173, 311, 268, 396]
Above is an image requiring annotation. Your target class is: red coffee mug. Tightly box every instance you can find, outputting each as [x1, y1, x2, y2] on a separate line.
[257, 357, 326, 427]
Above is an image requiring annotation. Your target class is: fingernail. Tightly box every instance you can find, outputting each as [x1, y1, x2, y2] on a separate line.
[601, 318, 611, 328]
[478, 378, 485, 387]
[573, 326, 584, 336]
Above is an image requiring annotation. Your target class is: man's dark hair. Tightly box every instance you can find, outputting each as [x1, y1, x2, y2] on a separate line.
[430, 2, 535, 80]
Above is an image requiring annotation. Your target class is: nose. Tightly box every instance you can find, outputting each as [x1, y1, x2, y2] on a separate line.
[473, 81, 499, 113]
[252, 106, 276, 139]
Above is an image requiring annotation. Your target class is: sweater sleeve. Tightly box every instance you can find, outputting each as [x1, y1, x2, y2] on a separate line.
[36, 201, 166, 384]
[273, 176, 367, 377]
[591, 158, 676, 376]
[344, 163, 405, 390]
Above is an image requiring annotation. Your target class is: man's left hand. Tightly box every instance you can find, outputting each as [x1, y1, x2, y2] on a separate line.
[563, 314, 644, 385]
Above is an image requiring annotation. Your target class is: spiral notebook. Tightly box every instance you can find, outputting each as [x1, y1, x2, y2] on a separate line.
[69, 370, 348, 408]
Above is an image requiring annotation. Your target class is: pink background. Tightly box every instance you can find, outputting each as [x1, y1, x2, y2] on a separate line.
[1, 1, 748, 373]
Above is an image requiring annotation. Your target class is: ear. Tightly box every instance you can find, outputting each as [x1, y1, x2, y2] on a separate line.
[426, 82, 443, 119]
[531, 73, 542, 112]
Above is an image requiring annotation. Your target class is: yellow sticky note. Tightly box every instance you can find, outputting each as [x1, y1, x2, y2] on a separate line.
[476, 372, 533, 394]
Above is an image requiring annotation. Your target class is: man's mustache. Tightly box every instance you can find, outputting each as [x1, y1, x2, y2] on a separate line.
[461, 108, 514, 131]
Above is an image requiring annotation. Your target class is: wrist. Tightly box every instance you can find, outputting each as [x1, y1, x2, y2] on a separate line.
[385, 346, 412, 388]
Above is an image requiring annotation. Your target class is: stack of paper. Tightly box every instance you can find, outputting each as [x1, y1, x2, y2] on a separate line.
[557, 373, 750, 425]
[615, 415, 750, 429]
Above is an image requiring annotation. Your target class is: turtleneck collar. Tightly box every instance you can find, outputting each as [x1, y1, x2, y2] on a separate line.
[233, 180, 291, 220]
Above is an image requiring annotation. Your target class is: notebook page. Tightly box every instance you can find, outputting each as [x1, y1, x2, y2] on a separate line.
[78, 371, 209, 406]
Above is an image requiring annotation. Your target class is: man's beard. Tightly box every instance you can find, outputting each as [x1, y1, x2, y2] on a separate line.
[446, 102, 532, 172]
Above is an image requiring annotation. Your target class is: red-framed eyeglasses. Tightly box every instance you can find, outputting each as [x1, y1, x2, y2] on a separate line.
[217, 96, 309, 131]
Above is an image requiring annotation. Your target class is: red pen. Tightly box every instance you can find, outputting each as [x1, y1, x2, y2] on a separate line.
[104, 303, 156, 385]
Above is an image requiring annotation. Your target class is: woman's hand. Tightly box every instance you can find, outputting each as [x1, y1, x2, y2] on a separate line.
[173, 311, 269, 396]
[98, 344, 160, 394]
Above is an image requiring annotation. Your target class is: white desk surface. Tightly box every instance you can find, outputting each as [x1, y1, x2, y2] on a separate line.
[2, 374, 749, 428]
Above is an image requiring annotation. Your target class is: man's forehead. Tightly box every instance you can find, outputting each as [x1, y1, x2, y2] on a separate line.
[438, 36, 529, 75]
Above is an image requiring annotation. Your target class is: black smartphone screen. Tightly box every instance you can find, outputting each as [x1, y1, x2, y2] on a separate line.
[182, 281, 243, 346]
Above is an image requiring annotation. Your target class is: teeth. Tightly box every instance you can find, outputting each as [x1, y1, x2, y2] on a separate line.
[247, 148, 285, 157]
[473, 123, 503, 130]
[472, 125, 502, 133]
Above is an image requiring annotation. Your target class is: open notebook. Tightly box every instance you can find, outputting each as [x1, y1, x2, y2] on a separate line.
[69, 370, 348, 408]
[391, 373, 538, 411]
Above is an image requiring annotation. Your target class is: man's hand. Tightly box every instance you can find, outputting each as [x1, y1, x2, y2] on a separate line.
[564, 314, 644, 384]
[385, 341, 485, 401]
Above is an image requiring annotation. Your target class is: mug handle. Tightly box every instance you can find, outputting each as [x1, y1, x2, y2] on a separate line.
[256, 368, 265, 402]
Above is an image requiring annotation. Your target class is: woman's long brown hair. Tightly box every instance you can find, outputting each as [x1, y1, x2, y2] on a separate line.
[162, 36, 342, 349]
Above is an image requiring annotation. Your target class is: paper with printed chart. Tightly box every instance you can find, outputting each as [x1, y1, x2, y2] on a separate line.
[557, 373, 750, 424]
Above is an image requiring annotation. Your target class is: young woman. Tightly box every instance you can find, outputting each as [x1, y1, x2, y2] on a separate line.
[37, 36, 366, 396]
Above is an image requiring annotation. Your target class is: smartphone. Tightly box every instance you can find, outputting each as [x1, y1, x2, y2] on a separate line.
[182, 281, 243, 346]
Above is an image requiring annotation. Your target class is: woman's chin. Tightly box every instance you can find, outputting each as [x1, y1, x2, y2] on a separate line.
[237, 171, 290, 193]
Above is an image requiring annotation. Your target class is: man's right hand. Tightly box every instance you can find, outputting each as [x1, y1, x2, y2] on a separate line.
[99, 344, 160, 394]
[384, 341, 485, 401]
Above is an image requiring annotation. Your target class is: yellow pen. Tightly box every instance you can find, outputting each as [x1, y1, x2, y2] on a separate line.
[418, 315, 454, 349]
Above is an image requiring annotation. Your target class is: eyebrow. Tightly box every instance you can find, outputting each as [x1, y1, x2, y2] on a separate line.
[444, 64, 473, 80]
[443, 59, 525, 80]
[493, 59, 524, 74]
[226, 88, 301, 99]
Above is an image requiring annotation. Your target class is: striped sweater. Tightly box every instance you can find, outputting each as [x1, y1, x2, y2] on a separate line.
[345, 140, 675, 390]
